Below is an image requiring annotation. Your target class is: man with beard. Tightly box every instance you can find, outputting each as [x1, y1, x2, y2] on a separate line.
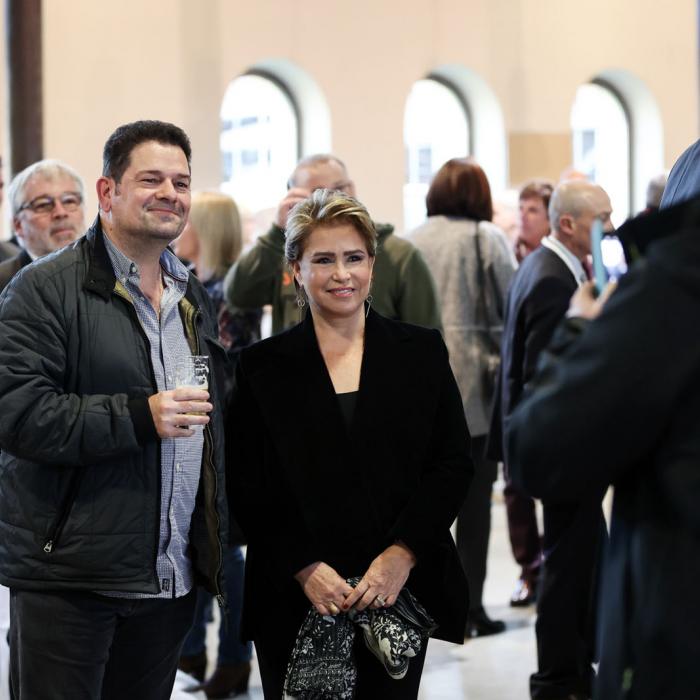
[0, 160, 85, 292]
[0, 121, 229, 699]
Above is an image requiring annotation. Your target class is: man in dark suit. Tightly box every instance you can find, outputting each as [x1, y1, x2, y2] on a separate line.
[0, 159, 85, 293]
[506, 195, 700, 699]
[492, 180, 613, 700]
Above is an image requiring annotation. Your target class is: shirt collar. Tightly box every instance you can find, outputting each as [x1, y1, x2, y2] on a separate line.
[102, 232, 190, 289]
[541, 235, 587, 285]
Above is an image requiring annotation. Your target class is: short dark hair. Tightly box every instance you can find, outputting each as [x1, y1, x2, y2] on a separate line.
[519, 179, 554, 210]
[102, 120, 192, 183]
[426, 158, 493, 221]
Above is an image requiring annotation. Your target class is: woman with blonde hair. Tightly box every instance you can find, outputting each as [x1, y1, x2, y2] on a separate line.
[228, 189, 472, 698]
[175, 191, 260, 698]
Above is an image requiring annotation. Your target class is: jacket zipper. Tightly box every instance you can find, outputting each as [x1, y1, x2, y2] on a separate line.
[43, 467, 86, 553]
[191, 308, 225, 601]
[113, 285, 162, 591]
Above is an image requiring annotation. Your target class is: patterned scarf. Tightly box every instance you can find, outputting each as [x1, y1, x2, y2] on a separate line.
[283, 578, 437, 699]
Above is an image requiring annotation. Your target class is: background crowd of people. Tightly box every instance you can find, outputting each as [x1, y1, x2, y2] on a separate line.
[1, 114, 696, 700]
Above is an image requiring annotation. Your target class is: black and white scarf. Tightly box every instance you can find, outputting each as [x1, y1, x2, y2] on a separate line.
[283, 577, 437, 699]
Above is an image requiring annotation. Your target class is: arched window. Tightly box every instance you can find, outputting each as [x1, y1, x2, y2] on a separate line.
[220, 73, 299, 213]
[570, 82, 630, 225]
[403, 78, 470, 231]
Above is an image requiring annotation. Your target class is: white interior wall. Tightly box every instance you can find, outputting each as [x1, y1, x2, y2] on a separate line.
[0, 0, 696, 231]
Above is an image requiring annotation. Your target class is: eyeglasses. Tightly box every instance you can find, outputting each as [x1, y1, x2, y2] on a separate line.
[18, 192, 83, 215]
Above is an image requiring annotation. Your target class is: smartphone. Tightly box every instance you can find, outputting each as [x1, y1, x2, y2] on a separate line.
[591, 219, 628, 292]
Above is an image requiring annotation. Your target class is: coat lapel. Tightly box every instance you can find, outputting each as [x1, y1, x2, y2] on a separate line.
[261, 310, 411, 490]
[350, 309, 410, 443]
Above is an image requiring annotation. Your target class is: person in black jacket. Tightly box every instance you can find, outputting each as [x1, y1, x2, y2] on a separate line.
[228, 189, 472, 699]
[506, 197, 700, 699]
[0, 120, 229, 700]
[489, 180, 613, 700]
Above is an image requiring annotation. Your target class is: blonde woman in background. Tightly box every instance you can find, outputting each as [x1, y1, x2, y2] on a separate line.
[175, 192, 261, 698]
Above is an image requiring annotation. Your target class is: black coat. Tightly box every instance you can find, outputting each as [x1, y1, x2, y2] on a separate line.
[0, 239, 19, 264]
[228, 309, 473, 645]
[0, 219, 229, 596]
[506, 224, 700, 699]
[0, 248, 31, 293]
[488, 244, 578, 460]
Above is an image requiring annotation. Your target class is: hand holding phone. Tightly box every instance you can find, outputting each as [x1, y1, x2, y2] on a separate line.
[591, 219, 627, 293]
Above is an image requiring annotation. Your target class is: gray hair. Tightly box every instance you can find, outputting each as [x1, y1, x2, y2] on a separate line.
[646, 173, 668, 209]
[288, 154, 349, 189]
[549, 180, 605, 233]
[8, 159, 84, 216]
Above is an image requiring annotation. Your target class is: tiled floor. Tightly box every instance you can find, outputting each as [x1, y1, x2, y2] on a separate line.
[180, 494, 539, 699]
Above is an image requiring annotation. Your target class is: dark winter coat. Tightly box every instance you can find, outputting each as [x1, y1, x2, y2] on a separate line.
[0, 219, 229, 596]
[506, 215, 700, 699]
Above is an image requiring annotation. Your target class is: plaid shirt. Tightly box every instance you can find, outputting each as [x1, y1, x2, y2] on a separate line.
[103, 234, 203, 599]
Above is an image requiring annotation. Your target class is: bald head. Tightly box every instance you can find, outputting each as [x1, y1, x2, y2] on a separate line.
[549, 181, 613, 260]
[288, 154, 355, 197]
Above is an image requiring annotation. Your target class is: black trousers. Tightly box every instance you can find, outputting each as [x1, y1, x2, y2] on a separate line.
[503, 475, 543, 578]
[530, 498, 606, 700]
[10, 588, 195, 700]
[455, 434, 498, 612]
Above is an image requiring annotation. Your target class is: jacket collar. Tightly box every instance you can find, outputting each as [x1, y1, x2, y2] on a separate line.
[278, 304, 411, 359]
[82, 215, 201, 308]
[17, 248, 32, 269]
[83, 216, 118, 301]
[274, 307, 412, 440]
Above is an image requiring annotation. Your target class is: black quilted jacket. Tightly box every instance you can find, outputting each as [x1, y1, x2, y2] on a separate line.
[0, 218, 228, 596]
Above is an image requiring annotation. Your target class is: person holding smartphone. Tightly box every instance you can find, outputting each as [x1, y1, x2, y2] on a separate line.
[490, 180, 613, 700]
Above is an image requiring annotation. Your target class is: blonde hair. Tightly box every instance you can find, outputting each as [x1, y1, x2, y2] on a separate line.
[284, 189, 377, 265]
[189, 191, 242, 279]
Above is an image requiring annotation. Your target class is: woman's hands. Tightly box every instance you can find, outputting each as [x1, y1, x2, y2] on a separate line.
[295, 543, 417, 615]
[294, 561, 354, 616]
[342, 542, 416, 612]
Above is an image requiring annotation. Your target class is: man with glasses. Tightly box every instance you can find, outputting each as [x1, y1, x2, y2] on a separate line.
[224, 153, 441, 333]
[0, 159, 85, 293]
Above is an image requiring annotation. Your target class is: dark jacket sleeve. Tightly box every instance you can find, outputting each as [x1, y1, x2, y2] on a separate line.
[227, 353, 323, 580]
[394, 247, 443, 331]
[224, 224, 285, 310]
[389, 333, 474, 561]
[0, 268, 154, 466]
[520, 275, 576, 392]
[506, 263, 698, 512]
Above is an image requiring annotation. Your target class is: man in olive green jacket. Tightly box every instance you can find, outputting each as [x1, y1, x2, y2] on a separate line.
[224, 154, 441, 333]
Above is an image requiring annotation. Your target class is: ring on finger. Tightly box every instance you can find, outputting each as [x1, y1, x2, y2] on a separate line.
[328, 602, 340, 615]
[376, 595, 386, 606]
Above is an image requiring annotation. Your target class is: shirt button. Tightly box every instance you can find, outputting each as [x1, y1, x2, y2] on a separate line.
[176, 463, 181, 472]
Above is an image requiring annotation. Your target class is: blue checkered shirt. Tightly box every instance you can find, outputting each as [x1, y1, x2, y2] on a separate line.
[103, 233, 203, 599]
